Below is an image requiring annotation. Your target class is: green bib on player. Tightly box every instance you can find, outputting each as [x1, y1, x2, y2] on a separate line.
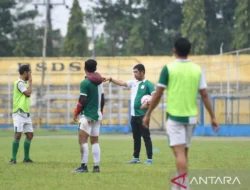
[12, 79, 30, 113]
[167, 61, 201, 117]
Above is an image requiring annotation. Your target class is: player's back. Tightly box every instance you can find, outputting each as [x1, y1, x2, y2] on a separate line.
[80, 79, 103, 121]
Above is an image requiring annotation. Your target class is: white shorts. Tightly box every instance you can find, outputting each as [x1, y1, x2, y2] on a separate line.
[166, 119, 195, 147]
[79, 116, 100, 136]
[12, 112, 33, 133]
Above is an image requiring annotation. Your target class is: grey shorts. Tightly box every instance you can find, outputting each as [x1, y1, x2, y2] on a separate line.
[79, 116, 101, 136]
[166, 119, 195, 147]
[12, 112, 33, 133]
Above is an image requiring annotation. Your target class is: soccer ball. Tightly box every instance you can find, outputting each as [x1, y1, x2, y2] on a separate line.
[141, 95, 152, 104]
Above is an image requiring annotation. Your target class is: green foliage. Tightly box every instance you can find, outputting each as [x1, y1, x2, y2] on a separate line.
[0, 0, 15, 56]
[232, 0, 250, 49]
[93, 0, 183, 56]
[63, 0, 88, 57]
[181, 0, 207, 55]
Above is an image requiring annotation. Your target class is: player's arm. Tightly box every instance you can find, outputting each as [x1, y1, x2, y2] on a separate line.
[18, 81, 32, 98]
[199, 72, 219, 132]
[101, 93, 105, 114]
[198, 72, 213, 119]
[100, 83, 105, 114]
[143, 66, 168, 128]
[144, 87, 164, 115]
[107, 77, 128, 87]
[74, 81, 88, 121]
[74, 95, 87, 117]
[19, 74, 32, 97]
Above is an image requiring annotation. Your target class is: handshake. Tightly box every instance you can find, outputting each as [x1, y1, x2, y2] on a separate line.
[102, 77, 112, 83]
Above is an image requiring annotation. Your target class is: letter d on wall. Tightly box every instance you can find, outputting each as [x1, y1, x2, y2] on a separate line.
[52, 63, 64, 71]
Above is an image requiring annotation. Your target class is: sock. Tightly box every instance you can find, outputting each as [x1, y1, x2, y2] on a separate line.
[12, 139, 20, 160]
[80, 143, 89, 165]
[92, 143, 100, 166]
[24, 139, 31, 160]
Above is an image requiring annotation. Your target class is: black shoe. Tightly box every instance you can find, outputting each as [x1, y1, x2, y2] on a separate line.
[93, 166, 100, 173]
[74, 164, 88, 173]
[9, 159, 16, 165]
[23, 158, 34, 163]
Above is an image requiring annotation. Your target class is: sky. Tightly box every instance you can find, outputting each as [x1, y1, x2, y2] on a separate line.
[31, 0, 103, 37]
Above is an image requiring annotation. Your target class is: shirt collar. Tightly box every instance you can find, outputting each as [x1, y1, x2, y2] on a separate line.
[137, 79, 147, 83]
[19, 78, 27, 83]
[175, 59, 190, 62]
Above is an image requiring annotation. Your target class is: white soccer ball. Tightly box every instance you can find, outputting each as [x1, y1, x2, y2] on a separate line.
[141, 95, 152, 104]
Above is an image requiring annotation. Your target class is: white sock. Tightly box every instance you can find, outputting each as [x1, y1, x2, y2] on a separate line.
[80, 143, 89, 164]
[92, 143, 100, 166]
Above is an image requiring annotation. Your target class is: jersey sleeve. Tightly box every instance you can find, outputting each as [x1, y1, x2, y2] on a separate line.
[126, 80, 134, 88]
[147, 82, 156, 95]
[18, 81, 27, 93]
[80, 80, 88, 96]
[199, 72, 207, 90]
[157, 66, 169, 88]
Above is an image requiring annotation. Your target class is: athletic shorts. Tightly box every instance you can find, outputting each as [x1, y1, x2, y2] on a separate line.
[79, 116, 101, 136]
[166, 118, 195, 147]
[12, 112, 33, 133]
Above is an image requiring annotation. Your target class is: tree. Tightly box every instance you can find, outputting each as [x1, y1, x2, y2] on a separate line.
[181, 0, 207, 54]
[232, 0, 250, 50]
[204, 0, 237, 54]
[12, 0, 43, 57]
[63, 0, 88, 57]
[0, 0, 15, 56]
[92, 0, 183, 56]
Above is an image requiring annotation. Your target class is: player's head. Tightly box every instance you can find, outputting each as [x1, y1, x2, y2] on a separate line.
[133, 64, 145, 81]
[19, 64, 31, 80]
[84, 59, 97, 73]
[173, 37, 191, 58]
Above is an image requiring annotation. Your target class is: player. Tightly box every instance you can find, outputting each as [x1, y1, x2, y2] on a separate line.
[9, 64, 34, 164]
[104, 64, 155, 164]
[73, 59, 104, 173]
[143, 37, 219, 189]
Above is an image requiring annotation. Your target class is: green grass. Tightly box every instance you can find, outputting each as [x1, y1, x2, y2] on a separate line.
[0, 130, 250, 190]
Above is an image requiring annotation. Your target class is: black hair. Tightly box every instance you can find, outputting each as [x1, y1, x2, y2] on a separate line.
[174, 37, 191, 57]
[19, 65, 30, 75]
[133, 64, 145, 74]
[85, 59, 97, 72]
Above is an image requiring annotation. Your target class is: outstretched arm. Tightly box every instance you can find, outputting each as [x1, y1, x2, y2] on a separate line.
[104, 77, 128, 87]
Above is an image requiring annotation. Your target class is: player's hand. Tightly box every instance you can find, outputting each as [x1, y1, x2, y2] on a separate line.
[142, 115, 150, 128]
[103, 77, 112, 83]
[140, 102, 148, 110]
[28, 74, 32, 83]
[102, 77, 109, 82]
[211, 118, 219, 132]
[73, 114, 78, 122]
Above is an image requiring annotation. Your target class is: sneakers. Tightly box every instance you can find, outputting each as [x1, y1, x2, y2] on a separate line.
[126, 158, 140, 164]
[126, 158, 153, 164]
[9, 158, 34, 164]
[74, 164, 88, 173]
[23, 158, 34, 163]
[9, 159, 16, 165]
[93, 166, 100, 173]
[144, 159, 153, 165]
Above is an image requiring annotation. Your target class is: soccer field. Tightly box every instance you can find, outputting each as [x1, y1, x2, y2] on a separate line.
[0, 130, 250, 190]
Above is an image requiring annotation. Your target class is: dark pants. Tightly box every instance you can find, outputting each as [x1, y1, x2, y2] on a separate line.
[131, 116, 153, 159]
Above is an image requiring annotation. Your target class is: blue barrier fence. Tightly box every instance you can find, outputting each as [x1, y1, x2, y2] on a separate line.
[1, 124, 250, 136]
